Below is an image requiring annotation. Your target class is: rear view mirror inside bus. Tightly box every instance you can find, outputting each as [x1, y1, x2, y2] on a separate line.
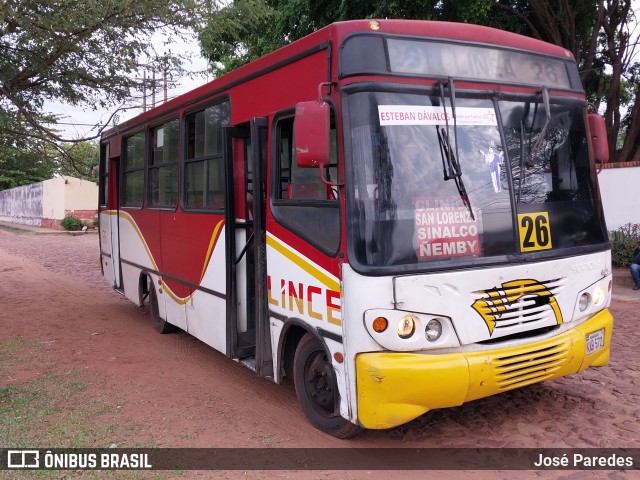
[588, 113, 609, 163]
[294, 100, 330, 169]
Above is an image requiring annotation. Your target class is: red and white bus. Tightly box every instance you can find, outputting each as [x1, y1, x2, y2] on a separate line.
[99, 20, 613, 438]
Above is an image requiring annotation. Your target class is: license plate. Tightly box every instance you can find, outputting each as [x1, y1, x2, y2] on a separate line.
[586, 328, 605, 355]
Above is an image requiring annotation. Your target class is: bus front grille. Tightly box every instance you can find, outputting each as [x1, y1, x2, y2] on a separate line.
[492, 340, 571, 390]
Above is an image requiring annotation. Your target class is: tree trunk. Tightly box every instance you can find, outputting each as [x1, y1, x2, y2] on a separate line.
[619, 84, 640, 162]
[602, 0, 632, 161]
[580, 0, 606, 85]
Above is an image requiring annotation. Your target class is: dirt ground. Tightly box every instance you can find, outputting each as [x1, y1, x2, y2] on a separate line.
[0, 228, 638, 479]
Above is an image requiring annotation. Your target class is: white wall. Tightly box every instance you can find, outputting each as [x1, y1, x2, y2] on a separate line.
[62, 176, 99, 211]
[597, 164, 640, 231]
[42, 176, 97, 217]
[0, 182, 44, 226]
[0, 176, 97, 228]
[42, 176, 65, 221]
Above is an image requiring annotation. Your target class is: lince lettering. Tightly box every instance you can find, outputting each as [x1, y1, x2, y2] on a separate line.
[267, 275, 341, 326]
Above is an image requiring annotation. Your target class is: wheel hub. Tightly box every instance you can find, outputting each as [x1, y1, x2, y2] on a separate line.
[305, 352, 336, 415]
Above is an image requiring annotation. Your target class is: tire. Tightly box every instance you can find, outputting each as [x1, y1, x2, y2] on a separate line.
[293, 333, 362, 438]
[147, 278, 177, 334]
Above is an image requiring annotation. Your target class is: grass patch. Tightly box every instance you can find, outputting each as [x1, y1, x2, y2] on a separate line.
[0, 337, 32, 361]
[0, 225, 35, 235]
[0, 337, 37, 379]
[0, 338, 182, 479]
[0, 369, 118, 447]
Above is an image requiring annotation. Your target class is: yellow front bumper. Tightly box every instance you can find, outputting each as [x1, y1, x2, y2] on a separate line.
[356, 309, 613, 429]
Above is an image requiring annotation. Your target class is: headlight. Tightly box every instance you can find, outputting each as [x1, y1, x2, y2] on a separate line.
[578, 292, 590, 312]
[364, 309, 460, 351]
[425, 319, 442, 342]
[592, 285, 605, 306]
[574, 277, 611, 319]
[397, 315, 416, 339]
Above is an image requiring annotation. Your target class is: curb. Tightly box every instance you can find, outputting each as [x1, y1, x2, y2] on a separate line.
[0, 222, 98, 235]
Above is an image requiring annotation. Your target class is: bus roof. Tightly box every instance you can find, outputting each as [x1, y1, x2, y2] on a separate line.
[102, 19, 572, 139]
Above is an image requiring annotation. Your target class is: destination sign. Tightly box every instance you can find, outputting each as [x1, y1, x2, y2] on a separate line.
[378, 106, 497, 126]
[387, 38, 572, 89]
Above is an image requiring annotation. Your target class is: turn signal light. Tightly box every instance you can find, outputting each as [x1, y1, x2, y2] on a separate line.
[372, 316, 388, 333]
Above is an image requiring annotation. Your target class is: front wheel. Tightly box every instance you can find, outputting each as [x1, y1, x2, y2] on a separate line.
[293, 333, 362, 438]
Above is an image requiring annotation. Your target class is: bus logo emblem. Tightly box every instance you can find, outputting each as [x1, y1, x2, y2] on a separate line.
[471, 279, 563, 336]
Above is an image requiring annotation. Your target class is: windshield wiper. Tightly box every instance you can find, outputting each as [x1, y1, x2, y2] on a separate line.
[531, 87, 551, 158]
[438, 79, 461, 179]
[437, 78, 475, 220]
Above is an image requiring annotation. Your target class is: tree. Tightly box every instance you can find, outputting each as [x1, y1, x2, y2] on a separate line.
[490, 0, 638, 162]
[197, 0, 446, 75]
[0, 109, 100, 188]
[0, 0, 202, 186]
[197, 0, 563, 72]
[56, 141, 100, 181]
[0, 113, 57, 189]
[0, 153, 56, 190]
[620, 62, 640, 162]
[198, 0, 282, 77]
[597, 0, 638, 160]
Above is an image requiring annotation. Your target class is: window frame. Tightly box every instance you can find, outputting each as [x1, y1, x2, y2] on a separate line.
[121, 130, 146, 209]
[99, 142, 109, 207]
[270, 107, 342, 256]
[147, 116, 180, 210]
[181, 98, 230, 213]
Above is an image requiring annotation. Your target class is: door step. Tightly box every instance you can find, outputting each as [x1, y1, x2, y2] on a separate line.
[239, 357, 257, 372]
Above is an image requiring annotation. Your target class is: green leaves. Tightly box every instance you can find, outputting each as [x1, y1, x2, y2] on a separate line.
[0, 0, 199, 189]
[2, 0, 198, 113]
[198, 0, 282, 77]
[610, 224, 640, 268]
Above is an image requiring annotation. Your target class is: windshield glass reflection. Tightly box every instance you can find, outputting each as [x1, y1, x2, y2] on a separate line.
[347, 91, 606, 269]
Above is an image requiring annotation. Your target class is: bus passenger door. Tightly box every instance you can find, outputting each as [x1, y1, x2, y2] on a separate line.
[224, 118, 271, 375]
[110, 156, 123, 290]
[99, 143, 122, 290]
[250, 118, 272, 378]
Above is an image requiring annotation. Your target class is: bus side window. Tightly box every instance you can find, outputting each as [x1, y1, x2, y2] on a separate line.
[148, 119, 179, 209]
[277, 116, 339, 201]
[272, 111, 341, 255]
[277, 117, 293, 198]
[183, 101, 230, 211]
[99, 142, 109, 207]
[122, 131, 145, 208]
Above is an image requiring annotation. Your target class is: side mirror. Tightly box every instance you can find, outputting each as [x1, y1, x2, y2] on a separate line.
[588, 113, 609, 163]
[294, 100, 330, 169]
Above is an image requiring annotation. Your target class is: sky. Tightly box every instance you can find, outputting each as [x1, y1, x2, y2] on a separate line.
[47, 29, 210, 140]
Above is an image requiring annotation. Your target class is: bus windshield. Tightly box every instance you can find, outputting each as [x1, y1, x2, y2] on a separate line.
[346, 90, 607, 270]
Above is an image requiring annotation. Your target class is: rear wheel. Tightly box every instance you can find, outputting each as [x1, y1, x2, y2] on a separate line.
[147, 277, 177, 334]
[293, 333, 362, 438]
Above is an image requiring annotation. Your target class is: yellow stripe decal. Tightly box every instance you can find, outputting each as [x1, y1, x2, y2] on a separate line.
[200, 220, 225, 281]
[266, 234, 339, 291]
[103, 210, 224, 304]
[163, 285, 190, 305]
[114, 211, 159, 271]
